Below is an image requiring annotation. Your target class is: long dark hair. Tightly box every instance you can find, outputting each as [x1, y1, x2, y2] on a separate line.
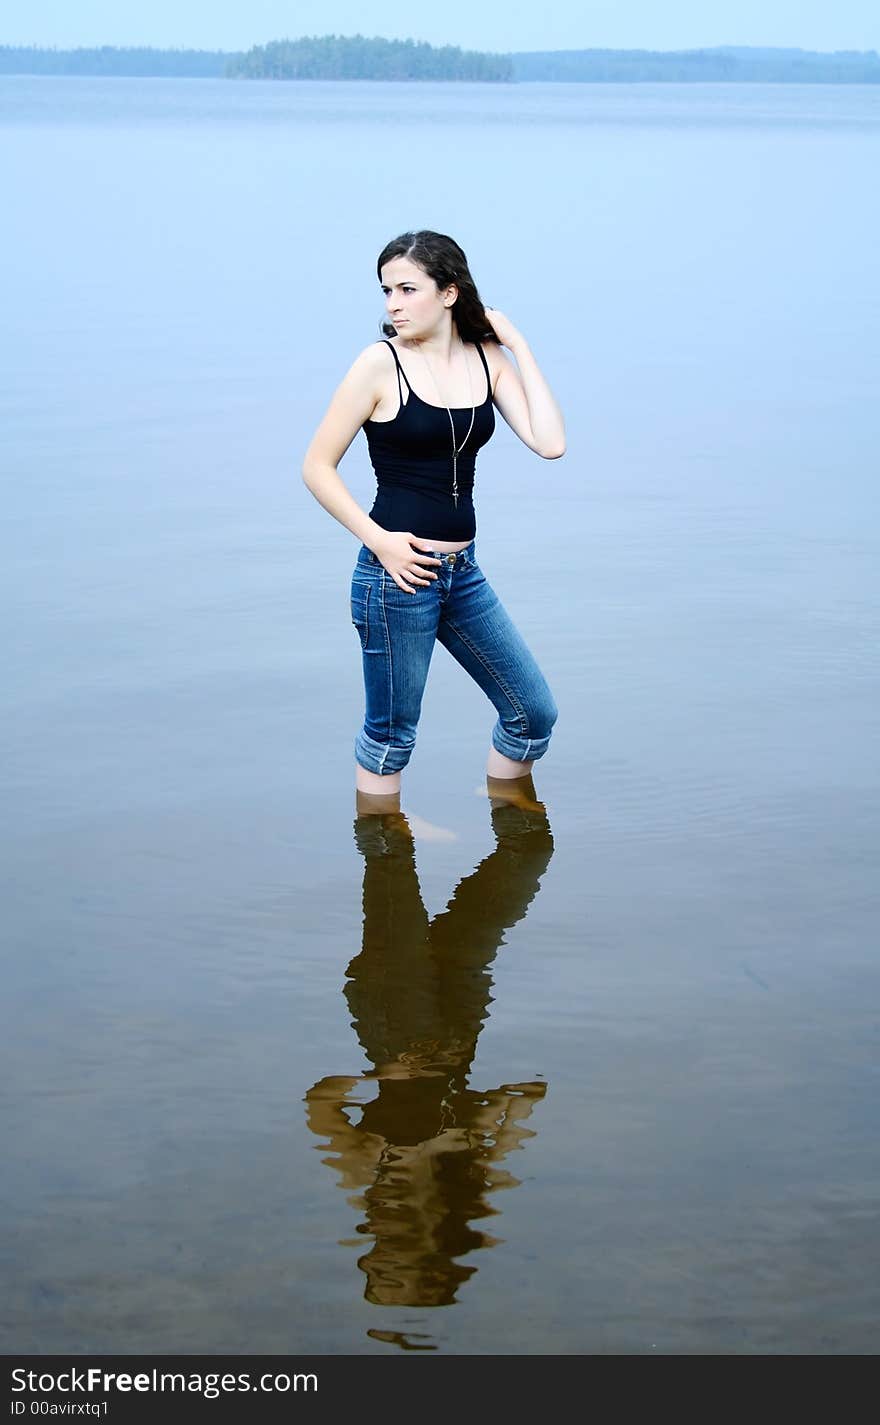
[377, 231, 498, 344]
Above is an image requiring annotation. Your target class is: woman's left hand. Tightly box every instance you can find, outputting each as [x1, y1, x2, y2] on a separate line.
[483, 307, 523, 350]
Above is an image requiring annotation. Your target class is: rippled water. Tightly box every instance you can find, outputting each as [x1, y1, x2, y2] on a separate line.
[2, 77, 879, 1353]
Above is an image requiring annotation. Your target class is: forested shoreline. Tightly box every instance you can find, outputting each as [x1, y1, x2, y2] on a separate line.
[514, 45, 880, 82]
[1, 38, 878, 83]
[0, 44, 229, 76]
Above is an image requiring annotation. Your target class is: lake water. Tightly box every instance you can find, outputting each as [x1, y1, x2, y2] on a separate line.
[2, 76, 879, 1355]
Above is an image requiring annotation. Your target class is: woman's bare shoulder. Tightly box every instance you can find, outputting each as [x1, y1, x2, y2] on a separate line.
[352, 340, 393, 370]
[477, 339, 509, 392]
[337, 341, 393, 394]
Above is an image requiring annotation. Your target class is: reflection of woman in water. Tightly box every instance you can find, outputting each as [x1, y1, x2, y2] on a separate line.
[305, 782, 554, 1308]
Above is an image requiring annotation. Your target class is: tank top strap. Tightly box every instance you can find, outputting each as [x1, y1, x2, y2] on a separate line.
[474, 341, 492, 400]
[383, 339, 412, 399]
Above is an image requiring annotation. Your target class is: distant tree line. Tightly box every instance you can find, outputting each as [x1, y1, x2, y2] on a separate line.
[0, 45, 228, 77]
[2, 40, 877, 83]
[511, 45, 880, 83]
[226, 35, 512, 81]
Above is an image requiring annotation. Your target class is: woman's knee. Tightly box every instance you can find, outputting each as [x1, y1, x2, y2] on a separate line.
[511, 681, 557, 743]
[527, 687, 558, 742]
[490, 680, 557, 761]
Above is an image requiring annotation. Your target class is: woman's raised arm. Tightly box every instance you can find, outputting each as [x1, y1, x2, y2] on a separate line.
[482, 309, 566, 460]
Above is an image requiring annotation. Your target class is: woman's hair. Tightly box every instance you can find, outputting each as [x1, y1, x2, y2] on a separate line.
[377, 231, 498, 344]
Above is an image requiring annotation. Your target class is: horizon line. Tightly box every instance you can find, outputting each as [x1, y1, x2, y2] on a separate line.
[2, 38, 879, 58]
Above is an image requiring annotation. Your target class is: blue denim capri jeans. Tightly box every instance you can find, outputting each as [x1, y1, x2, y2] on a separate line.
[350, 541, 558, 776]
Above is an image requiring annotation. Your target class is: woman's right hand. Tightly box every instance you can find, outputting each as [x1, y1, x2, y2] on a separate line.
[372, 532, 442, 593]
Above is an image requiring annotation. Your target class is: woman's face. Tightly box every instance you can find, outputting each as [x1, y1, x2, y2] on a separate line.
[380, 256, 456, 339]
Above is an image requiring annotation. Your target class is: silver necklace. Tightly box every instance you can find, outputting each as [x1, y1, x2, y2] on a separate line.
[417, 338, 475, 508]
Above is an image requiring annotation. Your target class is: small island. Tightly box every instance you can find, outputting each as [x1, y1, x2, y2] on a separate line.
[226, 35, 512, 82]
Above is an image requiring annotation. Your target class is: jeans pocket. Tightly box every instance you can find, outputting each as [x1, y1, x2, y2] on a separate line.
[351, 580, 371, 648]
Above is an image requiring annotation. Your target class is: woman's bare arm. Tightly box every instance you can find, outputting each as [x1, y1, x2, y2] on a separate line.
[301, 344, 390, 548]
[301, 345, 442, 592]
[483, 310, 566, 460]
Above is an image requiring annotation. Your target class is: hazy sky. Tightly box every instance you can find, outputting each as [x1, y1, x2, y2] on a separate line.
[3, 1, 879, 53]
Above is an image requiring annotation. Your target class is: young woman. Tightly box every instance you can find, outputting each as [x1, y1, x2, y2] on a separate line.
[302, 230, 565, 799]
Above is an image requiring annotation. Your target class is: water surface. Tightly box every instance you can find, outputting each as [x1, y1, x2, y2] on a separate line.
[2, 77, 879, 1354]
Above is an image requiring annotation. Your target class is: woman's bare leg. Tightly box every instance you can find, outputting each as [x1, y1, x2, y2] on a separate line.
[356, 788, 405, 819]
[356, 765, 402, 796]
[356, 764, 401, 818]
[486, 747, 534, 779]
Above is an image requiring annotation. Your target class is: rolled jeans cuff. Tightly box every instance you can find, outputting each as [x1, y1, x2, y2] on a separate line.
[491, 722, 552, 764]
[355, 728, 415, 775]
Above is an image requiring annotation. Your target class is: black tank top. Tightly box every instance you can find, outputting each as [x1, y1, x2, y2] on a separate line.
[363, 340, 495, 542]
